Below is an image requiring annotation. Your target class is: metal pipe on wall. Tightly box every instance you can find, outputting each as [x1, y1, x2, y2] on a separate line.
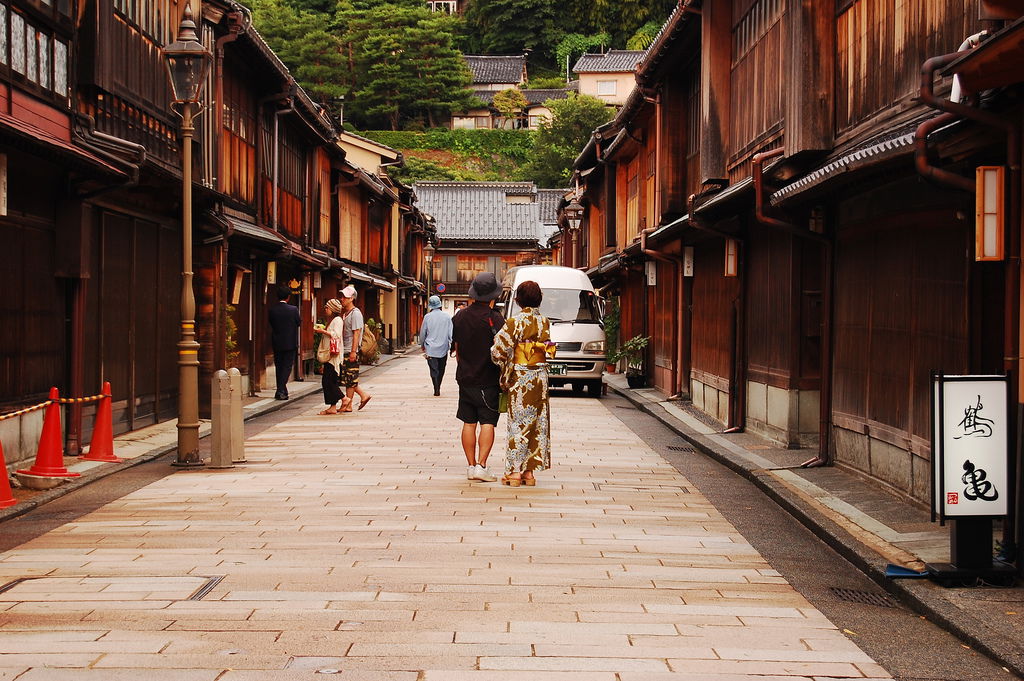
[918, 48, 1022, 564]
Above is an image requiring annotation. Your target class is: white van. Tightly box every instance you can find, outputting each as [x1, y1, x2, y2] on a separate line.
[498, 265, 605, 397]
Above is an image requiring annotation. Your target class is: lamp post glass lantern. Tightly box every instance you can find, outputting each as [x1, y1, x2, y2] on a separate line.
[423, 242, 435, 298]
[564, 199, 583, 267]
[164, 2, 213, 467]
[565, 199, 583, 231]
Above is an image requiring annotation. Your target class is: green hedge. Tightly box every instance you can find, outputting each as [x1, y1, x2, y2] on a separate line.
[359, 129, 535, 163]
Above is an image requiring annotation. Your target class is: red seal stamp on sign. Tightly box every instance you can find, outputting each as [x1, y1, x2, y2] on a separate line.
[947, 492, 959, 505]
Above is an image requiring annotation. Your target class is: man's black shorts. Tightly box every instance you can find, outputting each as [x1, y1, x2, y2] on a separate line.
[457, 383, 500, 426]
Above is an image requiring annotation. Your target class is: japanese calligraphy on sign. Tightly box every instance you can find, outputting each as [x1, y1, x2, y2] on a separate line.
[932, 374, 1009, 520]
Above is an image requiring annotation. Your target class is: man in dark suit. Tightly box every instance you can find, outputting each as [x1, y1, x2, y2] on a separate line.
[268, 284, 301, 400]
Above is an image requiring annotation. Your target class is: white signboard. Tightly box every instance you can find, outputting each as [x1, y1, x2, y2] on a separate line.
[931, 374, 1009, 520]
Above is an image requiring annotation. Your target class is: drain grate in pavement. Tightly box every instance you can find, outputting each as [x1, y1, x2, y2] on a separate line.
[667, 445, 695, 452]
[593, 482, 690, 493]
[829, 587, 898, 608]
[0, 575, 224, 602]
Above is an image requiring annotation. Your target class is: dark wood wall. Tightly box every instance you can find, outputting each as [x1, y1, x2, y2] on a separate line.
[691, 240, 740, 384]
[832, 181, 971, 445]
[83, 208, 180, 434]
[729, 0, 785, 182]
[835, 0, 983, 137]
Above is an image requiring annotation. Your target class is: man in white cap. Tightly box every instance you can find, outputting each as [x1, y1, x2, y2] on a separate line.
[339, 285, 372, 412]
[419, 295, 453, 396]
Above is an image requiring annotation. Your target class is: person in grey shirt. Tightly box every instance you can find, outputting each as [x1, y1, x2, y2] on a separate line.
[419, 295, 453, 396]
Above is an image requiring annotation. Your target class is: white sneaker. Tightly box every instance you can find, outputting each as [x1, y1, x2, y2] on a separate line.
[467, 466, 476, 480]
[473, 465, 497, 482]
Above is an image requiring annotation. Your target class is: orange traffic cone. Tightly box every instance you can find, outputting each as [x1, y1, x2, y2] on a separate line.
[0, 440, 17, 508]
[16, 387, 80, 478]
[82, 382, 120, 463]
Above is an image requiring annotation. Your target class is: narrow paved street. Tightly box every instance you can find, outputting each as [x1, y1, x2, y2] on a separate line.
[2, 356, 898, 679]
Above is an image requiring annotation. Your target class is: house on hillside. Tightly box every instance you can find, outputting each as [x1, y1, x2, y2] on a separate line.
[426, 0, 460, 13]
[414, 182, 564, 312]
[573, 50, 646, 106]
[451, 55, 575, 129]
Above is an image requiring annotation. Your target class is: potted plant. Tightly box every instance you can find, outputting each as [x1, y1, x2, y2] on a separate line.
[617, 335, 650, 388]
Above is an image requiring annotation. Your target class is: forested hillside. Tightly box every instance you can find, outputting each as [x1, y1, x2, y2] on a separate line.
[247, 0, 673, 131]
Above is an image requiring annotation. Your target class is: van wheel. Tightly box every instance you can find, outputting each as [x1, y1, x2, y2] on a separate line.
[587, 381, 602, 398]
[571, 383, 585, 395]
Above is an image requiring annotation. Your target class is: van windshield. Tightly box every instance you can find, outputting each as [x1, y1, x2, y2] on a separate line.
[510, 288, 602, 323]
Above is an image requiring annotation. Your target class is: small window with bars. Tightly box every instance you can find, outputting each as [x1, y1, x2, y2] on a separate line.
[3, 7, 70, 106]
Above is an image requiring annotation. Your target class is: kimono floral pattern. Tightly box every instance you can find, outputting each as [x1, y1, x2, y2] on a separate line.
[491, 307, 552, 475]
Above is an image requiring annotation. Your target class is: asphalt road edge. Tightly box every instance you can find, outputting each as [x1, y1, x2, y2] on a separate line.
[608, 384, 1024, 678]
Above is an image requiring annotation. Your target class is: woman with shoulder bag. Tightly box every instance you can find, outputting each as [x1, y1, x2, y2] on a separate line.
[490, 280, 555, 486]
[314, 298, 350, 415]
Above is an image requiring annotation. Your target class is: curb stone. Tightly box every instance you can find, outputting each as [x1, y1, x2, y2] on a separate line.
[607, 381, 1024, 678]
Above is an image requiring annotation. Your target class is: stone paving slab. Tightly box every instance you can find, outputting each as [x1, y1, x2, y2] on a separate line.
[0, 356, 893, 678]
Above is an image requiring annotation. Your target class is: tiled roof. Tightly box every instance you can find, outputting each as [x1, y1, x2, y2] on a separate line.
[573, 50, 646, 74]
[537, 189, 564, 225]
[414, 182, 556, 242]
[523, 89, 571, 106]
[473, 88, 572, 108]
[465, 55, 526, 85]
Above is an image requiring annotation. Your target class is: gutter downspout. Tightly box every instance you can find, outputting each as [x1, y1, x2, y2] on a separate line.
[273, 83, 297, 232]
[641, 226, 685, 398]
[256, 82, 294, 229]
[214, 11, 246, 194]
[919, 47, 1022, 564]
[753, 148, 833, 463]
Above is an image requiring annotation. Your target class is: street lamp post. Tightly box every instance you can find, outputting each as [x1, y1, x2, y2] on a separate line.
[163, 4, 213, 467]
[564, 199, 583, 268]
[423, 241, 435, 301]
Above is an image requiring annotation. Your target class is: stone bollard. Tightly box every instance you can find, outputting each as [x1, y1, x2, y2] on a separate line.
[209, 370, 233, 469]
[228, 368, 246, 464]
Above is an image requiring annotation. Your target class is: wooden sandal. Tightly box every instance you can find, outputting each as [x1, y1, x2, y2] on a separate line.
[501, 475, 522, 487]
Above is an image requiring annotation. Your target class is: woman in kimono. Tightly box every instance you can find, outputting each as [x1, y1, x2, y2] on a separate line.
[491, 280, 555, 486]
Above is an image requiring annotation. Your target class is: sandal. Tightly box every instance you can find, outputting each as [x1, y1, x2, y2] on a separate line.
[339, 398, 353, 413]
[318, 408, 338, 415]
[522, 475, 536, 487]
[358, 395, 373, 411]
[501, 475, 522, 487]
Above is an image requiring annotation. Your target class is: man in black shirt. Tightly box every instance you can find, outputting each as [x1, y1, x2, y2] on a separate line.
[268, 285, 301, 400]
[451, 272, 505, 482]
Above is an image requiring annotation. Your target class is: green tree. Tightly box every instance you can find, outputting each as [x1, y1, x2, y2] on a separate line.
[463, 0, 563, 64]
[555, 32, 610, 80]
[627, 20, 663, 50]
[528, 94, 613, 188]
[248, 0, 346, 103]
[339, 4, 475, 129]
[492, 88, 528, 129]
[566, 0, 675, 46]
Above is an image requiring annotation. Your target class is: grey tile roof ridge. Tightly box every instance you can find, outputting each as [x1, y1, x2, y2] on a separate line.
[573, 50, 647, 73]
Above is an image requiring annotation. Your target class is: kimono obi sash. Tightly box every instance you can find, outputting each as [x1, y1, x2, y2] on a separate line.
[513, 341, 555, 367]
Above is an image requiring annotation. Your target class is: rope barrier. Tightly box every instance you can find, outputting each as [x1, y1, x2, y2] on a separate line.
[0, 402, 51, 422]
[0, 392, 107, 422]
[56, 394, 106, 405]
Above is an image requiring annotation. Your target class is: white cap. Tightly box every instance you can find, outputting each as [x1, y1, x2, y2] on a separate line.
[341, 285, 357, 299]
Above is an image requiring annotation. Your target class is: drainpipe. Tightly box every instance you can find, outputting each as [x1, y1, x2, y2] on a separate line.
[214, 11, 247, 194]
[918, 46, 1022, 564]
[641, 226, 685, 398]
[753, 149, 833, 461]
[256, 81, 295, 231]
[273, 84, 297, 231]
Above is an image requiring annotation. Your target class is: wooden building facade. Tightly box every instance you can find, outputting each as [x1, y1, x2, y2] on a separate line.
[565, 0, 1024, 568]
[0, 0, 430, 465]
